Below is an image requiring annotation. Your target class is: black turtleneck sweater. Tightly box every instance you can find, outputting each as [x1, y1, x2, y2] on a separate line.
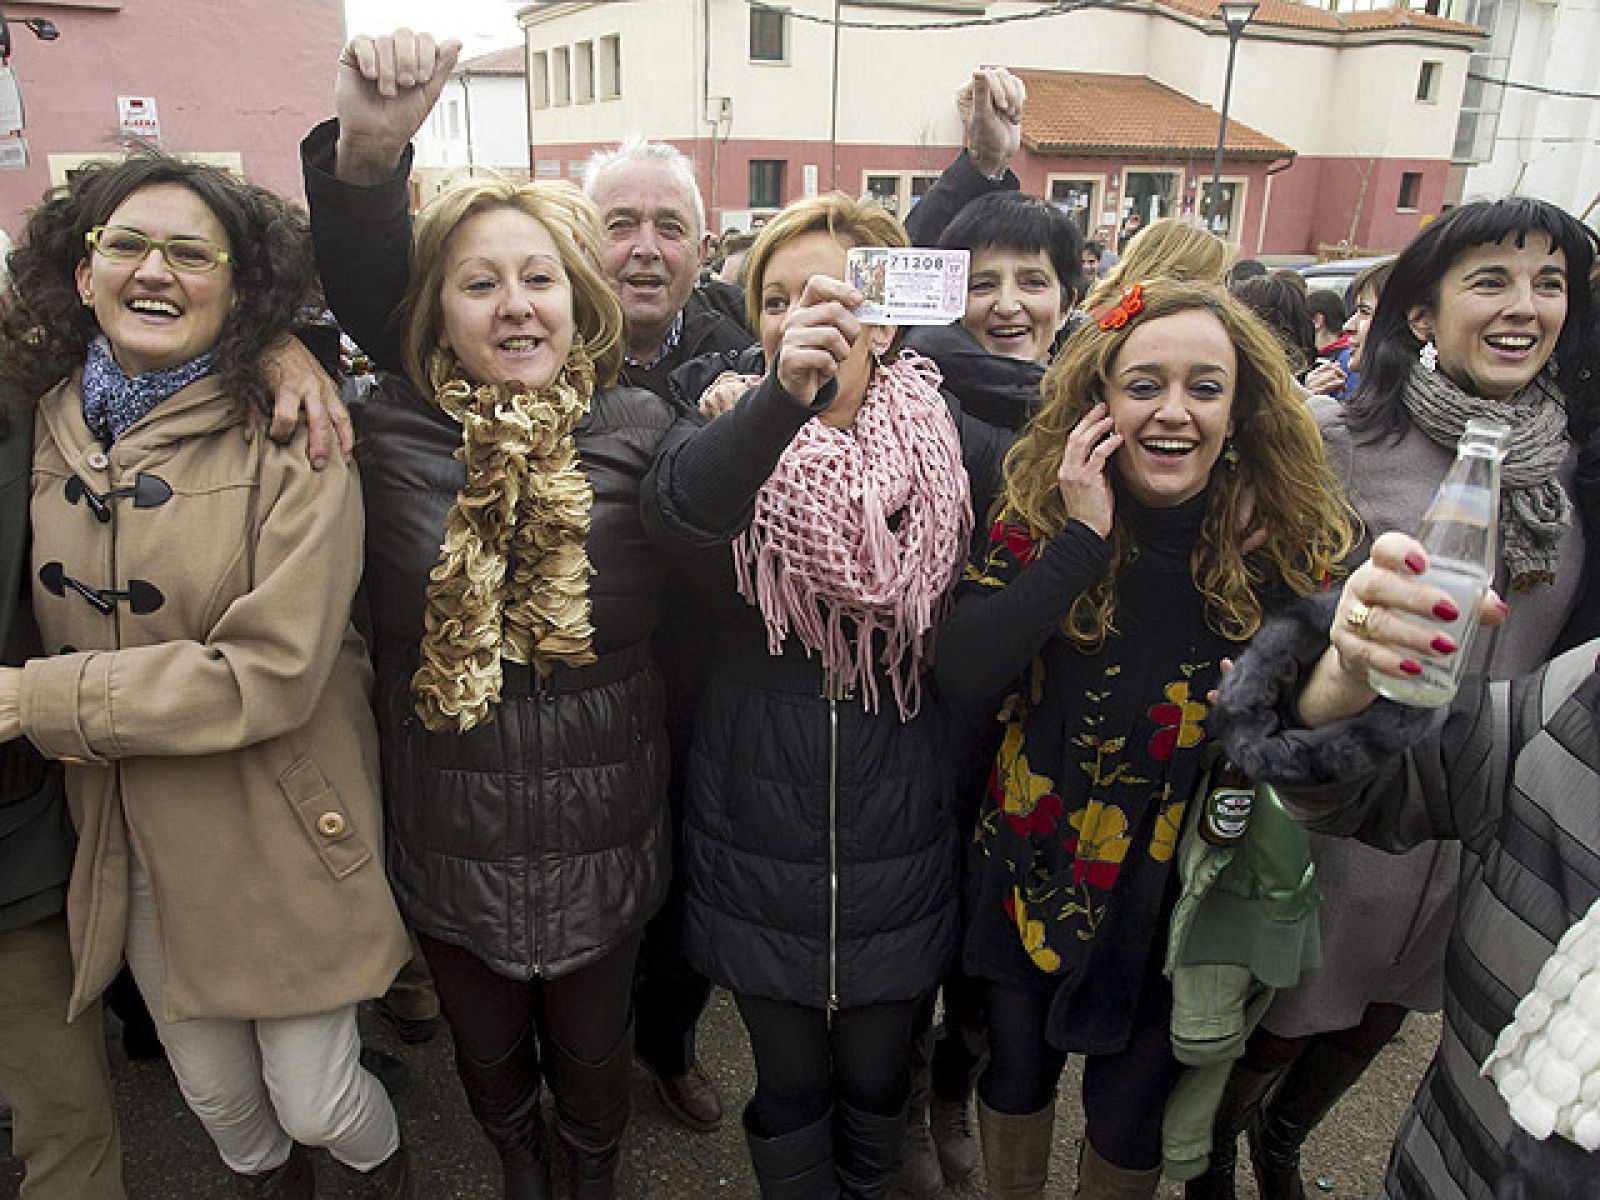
[936, 488, 1236, 1055]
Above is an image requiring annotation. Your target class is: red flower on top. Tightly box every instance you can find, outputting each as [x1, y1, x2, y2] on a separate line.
[991, 520, 1040, 565]
[1098, 283, 1146, 331]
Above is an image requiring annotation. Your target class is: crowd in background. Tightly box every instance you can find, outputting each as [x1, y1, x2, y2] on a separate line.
[2, 29, 1599, 1200]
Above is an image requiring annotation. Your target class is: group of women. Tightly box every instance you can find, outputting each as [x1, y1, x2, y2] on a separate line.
[1, 32, 1598, 1200]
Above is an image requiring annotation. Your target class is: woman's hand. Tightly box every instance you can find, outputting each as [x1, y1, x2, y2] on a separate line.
[1302, 359, 1347, 397]
[773, 275, 863, 412]
[258, 336, 352, 470]
[334, 30, 462, 184]
[698, 372, 760, 419]
[0, 667, 22, 743]
[1055, 402, 1122, 538]
[1297, 531, 1507, 727]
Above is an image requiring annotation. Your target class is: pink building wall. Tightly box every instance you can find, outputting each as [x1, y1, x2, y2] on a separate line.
[0, 0, 345, 237]
[533, 134, 1451, 261]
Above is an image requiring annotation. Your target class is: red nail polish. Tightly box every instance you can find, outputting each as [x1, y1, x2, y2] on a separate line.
[1495, 598, 1510, 616]
[1433, 601, 1459, 622]
[1399, 660, 1424, 676]
[1405, 553, 1426, 574]
[1431, 635, 1457, 655]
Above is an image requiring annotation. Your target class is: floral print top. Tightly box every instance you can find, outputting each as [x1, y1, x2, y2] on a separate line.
[946, 491, 1234, 1054]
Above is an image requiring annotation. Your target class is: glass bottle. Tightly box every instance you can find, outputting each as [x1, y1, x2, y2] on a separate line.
[1200, 756, 1254, 847]
[1370, 417, 1511, 708]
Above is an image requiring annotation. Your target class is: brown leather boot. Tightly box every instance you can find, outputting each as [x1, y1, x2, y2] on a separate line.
[547, 1026, 632, 1200]
[1074, 1140, 1161, 1200]
[232, 1143, 314, 1199]
[977, 1097, 1055, 1200]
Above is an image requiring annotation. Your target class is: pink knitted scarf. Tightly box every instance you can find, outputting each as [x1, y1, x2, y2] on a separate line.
[733, 351, 972, 720]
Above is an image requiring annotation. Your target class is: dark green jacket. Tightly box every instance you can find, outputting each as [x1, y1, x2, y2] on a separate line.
[0, 393, 72, 936]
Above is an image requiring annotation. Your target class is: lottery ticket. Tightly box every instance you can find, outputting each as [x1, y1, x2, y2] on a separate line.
[845, 247, 969, 325]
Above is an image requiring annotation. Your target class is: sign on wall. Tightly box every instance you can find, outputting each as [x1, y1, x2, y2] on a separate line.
[118, 96, 160, 145]
[0, 137, 27, 170]
[0, 66, 23, 136]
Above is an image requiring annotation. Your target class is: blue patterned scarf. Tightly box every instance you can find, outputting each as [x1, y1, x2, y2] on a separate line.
[81, 335, 216, 446]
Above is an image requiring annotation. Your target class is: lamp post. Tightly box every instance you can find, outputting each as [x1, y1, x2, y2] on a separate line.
[1207, 1, 1257, 236]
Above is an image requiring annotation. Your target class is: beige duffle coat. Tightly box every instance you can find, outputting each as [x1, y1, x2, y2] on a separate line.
[17, 373, 407, 1023]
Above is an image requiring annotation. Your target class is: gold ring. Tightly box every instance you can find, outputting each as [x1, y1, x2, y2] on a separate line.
[1345, 601, 1372, 635]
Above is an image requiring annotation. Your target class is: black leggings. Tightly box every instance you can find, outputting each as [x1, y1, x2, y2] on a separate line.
[979, 978, 1180, 1171]
[419, 933, 641, 1069]
[735, 993, 920, 1137]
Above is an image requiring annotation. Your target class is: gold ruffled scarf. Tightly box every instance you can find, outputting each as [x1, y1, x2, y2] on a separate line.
[412, 345, 598, 733]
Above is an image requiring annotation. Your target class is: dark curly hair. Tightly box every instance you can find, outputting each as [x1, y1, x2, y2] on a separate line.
[0, 153, 316, 414]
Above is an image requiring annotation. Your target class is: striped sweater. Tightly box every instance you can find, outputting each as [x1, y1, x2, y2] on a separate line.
[1216, 600, 1600, 1200]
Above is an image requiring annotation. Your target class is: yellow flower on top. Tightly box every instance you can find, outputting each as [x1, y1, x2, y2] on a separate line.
[1069, 800, 1131, 888]
[1149, 800, 1189, 864]
[1010, 886, 1061, 973]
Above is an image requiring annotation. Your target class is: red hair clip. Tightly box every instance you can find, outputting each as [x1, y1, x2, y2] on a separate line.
[1098, 283, 1146, 331]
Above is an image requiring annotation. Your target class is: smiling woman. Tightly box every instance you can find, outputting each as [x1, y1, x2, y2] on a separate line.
[0, 153, 413, 1195]
[933, 279, 1354, 1198]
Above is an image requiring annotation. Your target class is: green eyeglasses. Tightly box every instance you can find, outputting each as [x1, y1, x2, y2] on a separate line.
[86, 225, 232, 274]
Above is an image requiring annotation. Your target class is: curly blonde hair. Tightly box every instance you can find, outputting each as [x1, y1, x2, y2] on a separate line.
[1003, 279, 1357, 651]
[401, 178, 624, 392]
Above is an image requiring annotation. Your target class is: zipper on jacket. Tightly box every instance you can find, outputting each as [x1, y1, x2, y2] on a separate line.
[823, 672, 851, 1015]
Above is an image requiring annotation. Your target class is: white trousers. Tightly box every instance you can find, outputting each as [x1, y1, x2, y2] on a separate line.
[124, 857, 398, 1175]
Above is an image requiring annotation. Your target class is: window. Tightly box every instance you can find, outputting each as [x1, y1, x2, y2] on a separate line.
[1398, 172, 1424, 210]
[865, 175, 899, 209]
[446, 99, 461, 139]
[1047, 178, 1100, 235]
[863, 172, 940, 217]
[599, 35, 621, 98]
[750, 8, 787, 62]
[1416, 60, 1441, 102]
[553, 46, 571, 106]
[576, 41, 595, 103]
[531, 52, 550, 109]
[750, 160, 785, 209]
[534, 159, 562, 179]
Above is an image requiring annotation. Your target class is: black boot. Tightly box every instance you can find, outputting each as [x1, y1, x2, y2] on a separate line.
[744, 1105, 840, 1199]
[547, 1025, 632, 1200]
[1186, 1059, 1293, 1200]
[233, 1143, 314, 1199]
[1250, 1041, 1383, 1200]
[836, 1100, 906, 1200]
[454, 1028, 552, 1200]
[350, 1142, 414, 1199]
[893, 1012, 943, 1200]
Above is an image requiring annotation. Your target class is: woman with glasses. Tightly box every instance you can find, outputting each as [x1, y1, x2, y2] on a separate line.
[0, 154, 412, 1198]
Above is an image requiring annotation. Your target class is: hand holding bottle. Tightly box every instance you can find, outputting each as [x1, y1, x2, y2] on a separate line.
[1296, 532, 1508, 728]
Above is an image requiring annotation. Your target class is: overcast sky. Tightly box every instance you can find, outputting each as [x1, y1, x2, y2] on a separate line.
[341, 0, 526, 58]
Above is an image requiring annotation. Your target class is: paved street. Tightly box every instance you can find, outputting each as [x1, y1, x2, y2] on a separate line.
[2, 990, 1437, 1198]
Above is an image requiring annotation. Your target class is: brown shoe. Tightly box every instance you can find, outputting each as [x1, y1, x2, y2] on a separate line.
[651, 1060, 724, 1133]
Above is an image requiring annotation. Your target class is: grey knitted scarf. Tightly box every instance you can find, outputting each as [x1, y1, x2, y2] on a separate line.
[1402, 363, 1570, 591]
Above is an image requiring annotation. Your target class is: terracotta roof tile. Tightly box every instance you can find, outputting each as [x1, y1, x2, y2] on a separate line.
[456, 46, 526, 76]
[1152, 0, 1481, 36]
[1015, 70, 1293, 159]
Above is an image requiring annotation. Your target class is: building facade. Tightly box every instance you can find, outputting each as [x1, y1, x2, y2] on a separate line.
[412, 45, 532, 204]
[517, 0, 1483, 255]
[0, 0, 345, 238]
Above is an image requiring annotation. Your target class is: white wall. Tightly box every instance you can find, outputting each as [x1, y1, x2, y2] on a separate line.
[416, 72, 530, 170]
[1461, 0, 1600, 220]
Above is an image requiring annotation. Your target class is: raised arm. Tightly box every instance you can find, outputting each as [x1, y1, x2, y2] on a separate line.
[301, 30, 461, 371]
[904, 67, 1024, 247]
[645, 275, 860, 547]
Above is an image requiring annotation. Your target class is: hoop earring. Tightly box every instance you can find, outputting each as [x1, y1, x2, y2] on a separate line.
[1419, 340, 1439, 373]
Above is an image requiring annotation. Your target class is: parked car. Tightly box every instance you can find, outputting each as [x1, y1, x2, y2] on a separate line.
[1298, 255, 1389, 302]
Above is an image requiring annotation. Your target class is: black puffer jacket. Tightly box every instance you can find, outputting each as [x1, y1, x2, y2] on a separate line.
[355, 376, 674, 980]
[644, 359, 1006, 1009]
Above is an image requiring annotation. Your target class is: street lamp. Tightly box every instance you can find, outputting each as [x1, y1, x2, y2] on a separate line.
[1206, 0, 1257, 237]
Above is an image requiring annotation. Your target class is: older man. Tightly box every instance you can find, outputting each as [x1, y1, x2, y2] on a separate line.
[297, 29, 742, 1140]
